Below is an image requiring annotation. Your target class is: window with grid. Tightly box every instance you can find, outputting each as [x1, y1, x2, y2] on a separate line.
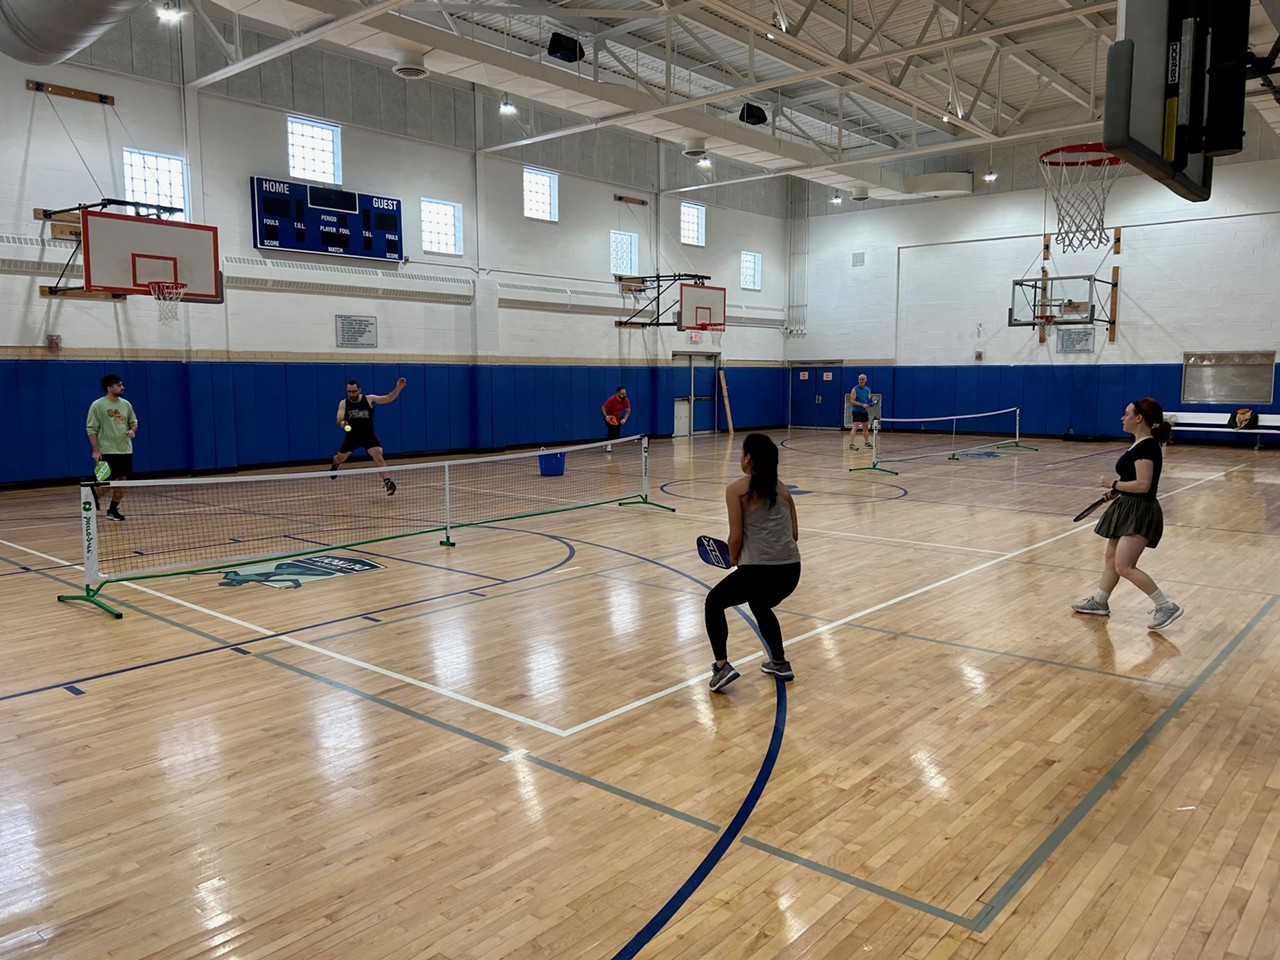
[287, 116, 341, 184]
[523, 167, 558, 222]
[610, 230, 638, 275]
[122, 148, 186, 220]
[679, 201, 705, 246]
[421, 199, 463, 255]
[740, 251, 762, 290]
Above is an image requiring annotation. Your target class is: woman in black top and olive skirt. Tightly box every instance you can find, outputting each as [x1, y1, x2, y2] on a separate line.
[1072, 398, 1183, 631]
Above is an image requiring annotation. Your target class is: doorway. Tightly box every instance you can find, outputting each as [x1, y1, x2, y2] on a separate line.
[789, 364, 844, 428]
[672, 352, 721, 437]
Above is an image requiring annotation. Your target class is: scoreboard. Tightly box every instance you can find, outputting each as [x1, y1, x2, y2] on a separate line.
[250, 176, 404, 262]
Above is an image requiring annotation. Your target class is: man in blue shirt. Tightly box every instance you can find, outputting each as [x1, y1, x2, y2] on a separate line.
[849, 374, 873, 450]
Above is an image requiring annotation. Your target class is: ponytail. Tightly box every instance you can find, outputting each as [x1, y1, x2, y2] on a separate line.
[1133, 397, 1172, 444]
[742, 433, 779, 507]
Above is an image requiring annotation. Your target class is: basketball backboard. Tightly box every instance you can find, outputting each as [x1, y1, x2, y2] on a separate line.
[1009, 275, 1098, 326]
[676, 284, 726, 331]
[82, 211, 222, 301]
[1103, 0, 1252, 202]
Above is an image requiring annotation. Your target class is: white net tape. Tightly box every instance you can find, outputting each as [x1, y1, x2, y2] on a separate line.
[1040, 144, 1124, 254]
[148, 281, 187, 325]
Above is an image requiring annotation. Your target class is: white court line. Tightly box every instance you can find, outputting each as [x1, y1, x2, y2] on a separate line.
[0, 538, 572, 737]
[1, 464, 1243, 741]
[561, 465, 1245, 735]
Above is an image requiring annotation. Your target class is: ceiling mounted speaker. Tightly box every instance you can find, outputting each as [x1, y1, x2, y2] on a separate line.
[392, 52, 429, 80]
[547, 32, 585, 63]
[738, 104, 768, 125]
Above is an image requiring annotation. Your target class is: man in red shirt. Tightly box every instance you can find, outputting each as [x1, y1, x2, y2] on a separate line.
[601, 386, 630, 452]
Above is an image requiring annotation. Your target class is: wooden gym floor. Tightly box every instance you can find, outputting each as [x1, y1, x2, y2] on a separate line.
[2, 431, 1279, 959]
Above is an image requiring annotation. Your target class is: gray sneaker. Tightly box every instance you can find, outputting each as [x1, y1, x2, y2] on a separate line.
[709, 662, 740, 692]
[1071, 596, 1111, 616]
[760, 658, 794, 681]
[1148, 602, 1184, 631]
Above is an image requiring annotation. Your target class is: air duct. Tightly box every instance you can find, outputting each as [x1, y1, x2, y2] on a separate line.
[0, 0, 149, 65]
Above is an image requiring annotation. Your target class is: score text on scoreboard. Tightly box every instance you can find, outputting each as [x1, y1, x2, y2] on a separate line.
[250, 177, 405, 262]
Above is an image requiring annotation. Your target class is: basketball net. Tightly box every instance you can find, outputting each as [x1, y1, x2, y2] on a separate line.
[1039, 143, 1124, 254]
[704, 322, 725, 349]
[148, 281, 187, 325]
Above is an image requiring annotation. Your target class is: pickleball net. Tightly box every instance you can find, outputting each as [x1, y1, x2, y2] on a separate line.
[850, 407, 1036, 476]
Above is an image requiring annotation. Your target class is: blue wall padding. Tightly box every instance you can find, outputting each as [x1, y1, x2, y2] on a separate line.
[7, 360, 1275, 485]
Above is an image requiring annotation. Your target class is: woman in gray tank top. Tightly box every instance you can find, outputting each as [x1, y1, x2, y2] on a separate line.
[705, 433, 803, 693]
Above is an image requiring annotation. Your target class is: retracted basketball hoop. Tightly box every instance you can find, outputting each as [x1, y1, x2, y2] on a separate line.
[148, 281, 187, 325]
[1039, 143, 1124, 253]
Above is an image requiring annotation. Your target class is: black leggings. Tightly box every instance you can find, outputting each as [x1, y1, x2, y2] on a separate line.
[705, 562, 802, 662]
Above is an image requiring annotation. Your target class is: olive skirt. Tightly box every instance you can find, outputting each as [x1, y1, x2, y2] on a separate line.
[1094, 494, 1164, 548]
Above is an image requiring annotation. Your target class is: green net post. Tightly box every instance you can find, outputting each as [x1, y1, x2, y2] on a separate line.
[439, 463, 455, 546]
[55, 485, 124, 617]
[850, 424, 898, 475]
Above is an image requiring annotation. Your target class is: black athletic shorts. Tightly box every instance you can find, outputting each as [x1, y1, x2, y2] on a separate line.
[102, 453, 134, 478]
[340, 432, 382, 454]
[849, 409, 868, 423]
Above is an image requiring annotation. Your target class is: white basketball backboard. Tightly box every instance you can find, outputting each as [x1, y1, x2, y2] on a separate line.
[82, 211, 221, 300]
[677, 284, 726, 330]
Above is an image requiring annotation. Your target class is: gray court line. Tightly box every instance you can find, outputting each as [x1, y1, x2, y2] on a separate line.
[738, 837, 973, 926]
[968, 594, 1279, 931]
[844, 621, 1188, 690]
[526, 756, 721, 832]
[0, 555, 238, 650]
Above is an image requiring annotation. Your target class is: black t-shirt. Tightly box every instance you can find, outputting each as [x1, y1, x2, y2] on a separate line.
[1115, 437, 1162, 500]
[344, 395, 375, 436]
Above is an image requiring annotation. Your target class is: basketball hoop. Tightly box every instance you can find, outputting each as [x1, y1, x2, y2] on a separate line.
[1036, 314, 1057, 328]
[148, 281, 187, 325]
[1039, 143, 1124, 253]
[699, 321, 725, 349]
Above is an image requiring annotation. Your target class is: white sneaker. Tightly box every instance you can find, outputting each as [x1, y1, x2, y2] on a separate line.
[1148, 602, 1183, 631]
[605, 444, 612, 453]
[1071, 596, 1111, 616]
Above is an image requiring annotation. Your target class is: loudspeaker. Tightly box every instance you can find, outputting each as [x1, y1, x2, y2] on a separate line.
[738, 104, 768, 125]
[548, 32, 585, 63]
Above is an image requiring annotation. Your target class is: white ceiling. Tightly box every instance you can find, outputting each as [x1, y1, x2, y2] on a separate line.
[194, 0, 1280, 198]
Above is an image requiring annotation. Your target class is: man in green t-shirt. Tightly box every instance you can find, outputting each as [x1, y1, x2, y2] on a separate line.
[86, 374, 139, 521]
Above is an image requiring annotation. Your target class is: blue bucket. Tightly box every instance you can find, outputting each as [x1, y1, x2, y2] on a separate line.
[538, 451, 566, 477]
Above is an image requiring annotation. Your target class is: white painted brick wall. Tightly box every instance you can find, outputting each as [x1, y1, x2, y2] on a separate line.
[1, 55, 789, 364]
[800, 159, 1280, 365]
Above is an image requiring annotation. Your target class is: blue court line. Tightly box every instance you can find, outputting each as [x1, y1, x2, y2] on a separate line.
[610, 678, 787, 959]
[284, 534, 506, 582]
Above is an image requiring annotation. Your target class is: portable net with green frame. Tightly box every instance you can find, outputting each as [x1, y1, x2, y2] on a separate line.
[60, 436, 670, 618]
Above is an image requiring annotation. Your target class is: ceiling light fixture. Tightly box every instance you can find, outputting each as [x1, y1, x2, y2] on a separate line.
[696, 156, 712, 169]
[157, 1, 182, 23]
[831, 192, 843, 204]
[983, 143, 998, 182]
[499, 94, 517, 116]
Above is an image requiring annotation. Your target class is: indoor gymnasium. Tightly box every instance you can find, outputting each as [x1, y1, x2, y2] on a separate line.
[2, 1, 1280, 957]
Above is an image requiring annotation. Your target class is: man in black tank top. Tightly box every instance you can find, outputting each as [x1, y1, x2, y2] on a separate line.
[330, 377, 406, 495]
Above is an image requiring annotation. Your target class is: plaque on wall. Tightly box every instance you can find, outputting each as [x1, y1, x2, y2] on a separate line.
[336, 314, 377, 349]
[1056, 326, 1095, 354]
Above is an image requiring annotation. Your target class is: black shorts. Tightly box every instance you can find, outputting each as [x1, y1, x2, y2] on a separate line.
[849, 409, 868, 423]
[340, 432, 382, 454]
[102, 453, 133, 478]
[607, 421, 623, 441]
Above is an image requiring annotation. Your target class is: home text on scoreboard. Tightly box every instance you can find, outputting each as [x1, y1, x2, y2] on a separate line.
[250, 177, 404, 262]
